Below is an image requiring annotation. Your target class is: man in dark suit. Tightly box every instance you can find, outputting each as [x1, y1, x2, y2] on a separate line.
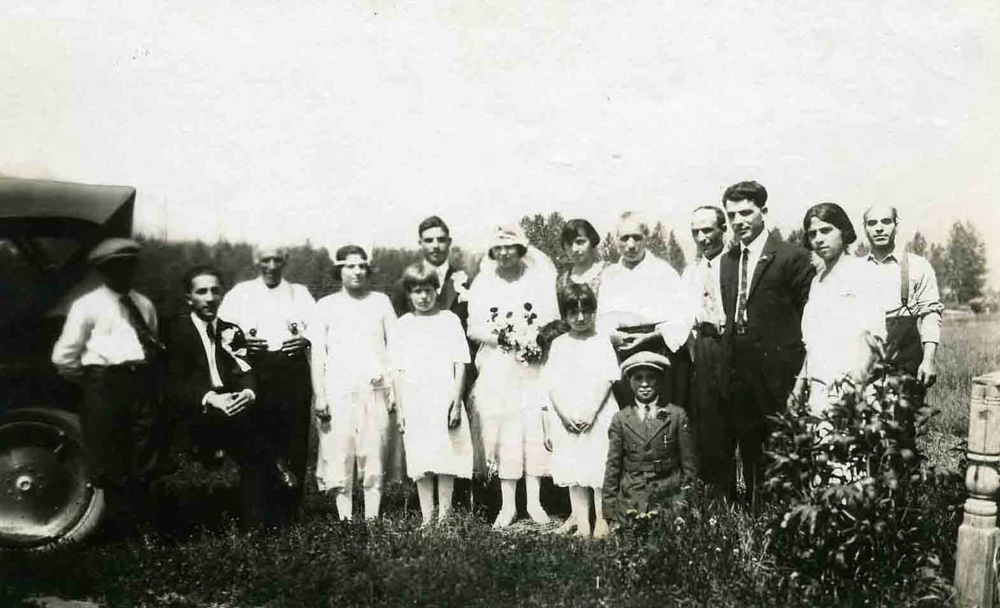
[164, 265, 297, 528]
[719, 181, 815, 506]
[390, 215, 470, 326]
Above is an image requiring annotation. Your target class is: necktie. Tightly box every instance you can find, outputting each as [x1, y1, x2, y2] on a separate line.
[120, 294, 164, 359]
[735, 248, 749, 328]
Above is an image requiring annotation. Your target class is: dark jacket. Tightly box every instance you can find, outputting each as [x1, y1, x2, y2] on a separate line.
[720, 230, 815, 418]
[603, 401, 697, 521]
[163, 315, 257, 419]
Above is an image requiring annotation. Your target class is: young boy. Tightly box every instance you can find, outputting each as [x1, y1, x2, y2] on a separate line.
[602, 351, 698, 524]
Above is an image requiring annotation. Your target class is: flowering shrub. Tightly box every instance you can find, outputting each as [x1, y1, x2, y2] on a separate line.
[762, 363, 962, 604]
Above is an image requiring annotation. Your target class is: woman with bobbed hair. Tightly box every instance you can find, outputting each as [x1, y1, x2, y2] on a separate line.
[556, 219, 609, 306]
[466, 224, 559, 529]
[311, 244, 397, 520]
[789, 203, 886, 416]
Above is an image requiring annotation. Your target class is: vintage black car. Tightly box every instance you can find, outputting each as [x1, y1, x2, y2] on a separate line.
[0, 177, 138, 548]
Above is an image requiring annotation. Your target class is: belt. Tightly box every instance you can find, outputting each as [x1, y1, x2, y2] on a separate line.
[623, 459, 673, 473]
[85, 362, 150, 375]
[620, 324, 658, 334]
[696, 322, 724, 339]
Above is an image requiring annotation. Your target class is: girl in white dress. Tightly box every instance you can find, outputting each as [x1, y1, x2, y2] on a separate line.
[389, 264, 472, 526]
[467, 224, 559, 529]
[311, 245, 396, 520]
[790, 203, 886, 415]
[542, 283, 617, 539]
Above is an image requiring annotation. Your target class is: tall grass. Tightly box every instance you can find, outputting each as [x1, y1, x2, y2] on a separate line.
[930, 313, 1000, 436]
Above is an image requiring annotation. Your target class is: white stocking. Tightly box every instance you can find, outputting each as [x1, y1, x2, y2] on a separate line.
[437, 475, 455, 521]
[335, 490, 353, 521]
[416, 477, 435, 524]
[526, 475, 550, 524]
[494, 478, 517, 528]
[363, 488, 382, 520]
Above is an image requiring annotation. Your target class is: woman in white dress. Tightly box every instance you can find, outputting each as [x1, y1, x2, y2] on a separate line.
[389, 263, 473, 526]
[311, 245, 396, 520]
[790, 203, 886, 416]
[467, 224, 559, 529]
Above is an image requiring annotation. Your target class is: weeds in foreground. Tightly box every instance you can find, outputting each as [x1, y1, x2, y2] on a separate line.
[763, 365, 963, 606]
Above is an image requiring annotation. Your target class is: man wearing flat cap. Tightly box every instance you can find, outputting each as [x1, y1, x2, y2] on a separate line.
[602, 351, 697, 526]
[52, 237, 167, 527]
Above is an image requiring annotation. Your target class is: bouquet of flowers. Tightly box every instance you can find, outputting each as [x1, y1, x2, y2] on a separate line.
[488, 302, 543, 364]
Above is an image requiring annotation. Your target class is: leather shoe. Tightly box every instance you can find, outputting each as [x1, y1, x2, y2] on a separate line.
[273, 458, 299, 491]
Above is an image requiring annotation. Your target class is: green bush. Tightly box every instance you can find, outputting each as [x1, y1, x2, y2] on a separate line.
[762, 365, 963, 605]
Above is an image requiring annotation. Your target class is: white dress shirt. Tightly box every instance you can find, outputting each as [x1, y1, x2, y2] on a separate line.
[424, 259, 451, 295]
[190, 313, 224, 389]
[739, 228, 770, 293]
[636, 397, 661, 422]
[218, 277, 315, 351]
[597, 253, 692, 353]
[51, 285, 158, 377]
[682, 253, 726, 328]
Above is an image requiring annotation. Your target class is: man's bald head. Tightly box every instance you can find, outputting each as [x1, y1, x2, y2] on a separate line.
[863, 205, 899, 256]
[863, 205, 898, 225]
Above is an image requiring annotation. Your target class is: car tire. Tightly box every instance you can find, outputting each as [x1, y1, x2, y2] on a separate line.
[0, 407, 106, 549]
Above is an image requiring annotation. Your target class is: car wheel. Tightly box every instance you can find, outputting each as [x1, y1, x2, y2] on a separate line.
[0, 408, 105, 549]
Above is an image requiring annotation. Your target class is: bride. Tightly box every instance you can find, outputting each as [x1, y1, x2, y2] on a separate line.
[466, 224, 559, 528]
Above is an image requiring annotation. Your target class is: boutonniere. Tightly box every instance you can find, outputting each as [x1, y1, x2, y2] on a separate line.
[452, 270, 470, 303]
[219, 326, 252, 372]
[655, 409, 669, 421]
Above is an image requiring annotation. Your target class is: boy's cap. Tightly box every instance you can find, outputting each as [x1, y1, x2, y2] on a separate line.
[87, 238, 141, 265]
[620, 351, 671, 376]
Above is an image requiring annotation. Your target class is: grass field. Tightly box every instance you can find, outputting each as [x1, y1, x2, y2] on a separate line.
[2, 315, 994, 607]
[929, 313, 1000, 437]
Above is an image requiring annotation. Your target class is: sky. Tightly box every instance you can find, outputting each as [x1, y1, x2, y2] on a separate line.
[2, 1, 999, 285]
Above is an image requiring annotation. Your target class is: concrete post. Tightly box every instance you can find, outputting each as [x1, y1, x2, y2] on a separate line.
[956, 371, 1000, 608]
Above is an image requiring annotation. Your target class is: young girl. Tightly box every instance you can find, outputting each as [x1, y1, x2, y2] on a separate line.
[542, 283, 618, 538]
[312, 245, 396, 520]
[389, 264, 473, 526]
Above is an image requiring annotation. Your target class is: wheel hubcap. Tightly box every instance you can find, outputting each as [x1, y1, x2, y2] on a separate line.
[0, 420, 94, 547]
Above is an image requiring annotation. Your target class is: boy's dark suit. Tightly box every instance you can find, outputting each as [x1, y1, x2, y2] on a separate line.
[719, 230, 815, 501]
[602, 402, 697, 522]
[163, 315, 272, 527]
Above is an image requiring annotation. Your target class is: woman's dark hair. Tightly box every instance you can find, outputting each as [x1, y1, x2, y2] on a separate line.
[560, 218, 600, 250]
[801, 202, 857, 251]
[182, 264, 223, 293]
[400, 263, 440, 292]
[558, 283, 598, 317]
[333, 244, 371, 280]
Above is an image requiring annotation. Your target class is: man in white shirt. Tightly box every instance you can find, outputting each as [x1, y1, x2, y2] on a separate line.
[218, 245, 315, 527]
[164, 265, 296, 528]
[51, 238, 167, 523]
[863, 205, 944, 394]
[598, 211, 693, 406]
[681, 206, 730, 495]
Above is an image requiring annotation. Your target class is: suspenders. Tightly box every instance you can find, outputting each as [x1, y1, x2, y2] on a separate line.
[899, 253, 912, 314]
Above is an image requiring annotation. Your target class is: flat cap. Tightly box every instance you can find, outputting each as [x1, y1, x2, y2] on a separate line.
[620, 350, 672, 376]
[87, 237, 141, 265]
